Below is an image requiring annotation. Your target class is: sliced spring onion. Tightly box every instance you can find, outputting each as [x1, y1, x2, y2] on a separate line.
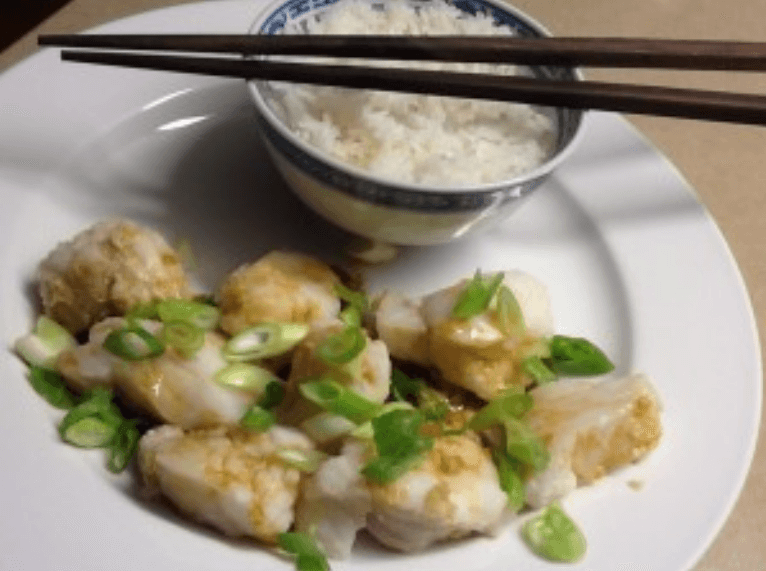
[300, 412, 357, 444]
[418, 387, 450, 422]
[15, 316, 76, 369]
[214, 363, 278, 394]
[492, 448, 526, 512]
[351, 401, 415, 439]
[333, 283, 369, 312]
[56, 387, 141, 469]
[161, 321, 205, 359]
[451, 270, 504, 320]
[468, 389, 534, 432]
[259, 380, 286, 409]
[522, 356, 557, 385]
[339, 305, 362, 328]
[240, 405, 276, 432]
[58, 388, 123, 447]
[36, 315, 76, 350]
[27, 366, 78, 409]
[496, 285, 525, 337]
[125, 300, 159, 322]
[504, 417, 550, 473]
[390, 368, 424, 402]
[103, 326, 164, 361]
[223, 322, 310, 362]
[275, 448, 328, 473]
[60, 417, 117, 448]
[156, 298, 220, 330]
[335, 283, 369, 328]
[521, 502, 587, 563]
[548, 335, 614, 376]
[277, 532, 330, 571]
[316, 326, 366, 365]
[299, 379, 382, 424]
[361, 409, 433, 483]
[107, 420, 140, 473]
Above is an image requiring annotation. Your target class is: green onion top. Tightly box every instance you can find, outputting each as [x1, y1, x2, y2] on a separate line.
[316, 326, 366, 365]
[390, 368, 424, 402]
[496, 284, 525, 337]
[299, 379, 382, 424]
[15, 316, 77, 369]
[492, 448, 526, 513]
[223, 323, 310, 362]
[214, 362, 278, 394]
[103, 326, 164, 361]
[468, 389, 534, 432]
[503, 416, 550, 473]
[55, 387, 140, 472]
[240, 405, 276, 432]
[522, 356, 557, 385]
[107, 420, 140, 473]
[451, 270, 504, 320]
[156, 298, 220, 330]
[160, 321, 205, 359]
[333, 283, 369, 312]
[548, 335, 615, 376]
[277, 532, 330, 571]
[521, 502, 587, 563]
[27, 366, 78, 410]
[361, 409, 434, 484]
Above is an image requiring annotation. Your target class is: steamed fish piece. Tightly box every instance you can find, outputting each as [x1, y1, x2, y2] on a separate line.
[366, 434, 510, 552]
[38, 219, 194, 334]
[216, 251, 342, 336]
[294, 440, 372, 559]
[139, 425, 313, 542]
[374, 291, 430, 366]
[57, 317, 254, 428]
[278, 321, 391, 428]
[524, 374, 663, 508]
[375, 270, 554, 400]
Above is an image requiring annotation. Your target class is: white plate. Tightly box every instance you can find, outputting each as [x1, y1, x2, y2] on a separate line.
[0, 2, 760, 570]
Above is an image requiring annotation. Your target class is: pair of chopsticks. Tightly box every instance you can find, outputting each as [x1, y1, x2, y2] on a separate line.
[38, 33, 766, 125]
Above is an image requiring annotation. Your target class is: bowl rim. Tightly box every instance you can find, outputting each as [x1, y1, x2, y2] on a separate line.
[246, 0, 588, 195]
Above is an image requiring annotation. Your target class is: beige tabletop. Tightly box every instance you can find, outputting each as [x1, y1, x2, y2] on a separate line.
[2, 0, 765, 569]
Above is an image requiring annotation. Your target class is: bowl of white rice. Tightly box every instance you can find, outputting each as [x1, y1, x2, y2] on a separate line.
[247, 0, 586, 245]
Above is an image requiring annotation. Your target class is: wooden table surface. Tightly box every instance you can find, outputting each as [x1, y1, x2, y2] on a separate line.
[2, 0, 765, 569]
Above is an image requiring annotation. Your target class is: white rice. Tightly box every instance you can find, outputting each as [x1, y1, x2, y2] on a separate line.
[264, 0, 556, 186]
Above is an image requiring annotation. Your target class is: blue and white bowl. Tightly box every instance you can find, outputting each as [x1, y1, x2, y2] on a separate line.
[247, 0, 586, 246]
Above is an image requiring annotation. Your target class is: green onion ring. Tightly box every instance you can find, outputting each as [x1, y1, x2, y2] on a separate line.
[316, 326, 366, 365]
[223, 323, 310, 362]
[156, 298, 220, 330]
[161, 321, 205, 359]
[103, 326, 164, 361]
[299, 379, 382, 424]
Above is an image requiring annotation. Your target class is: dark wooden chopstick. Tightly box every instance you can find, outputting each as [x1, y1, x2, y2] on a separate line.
[57, 49, 766, 126]
[39, 33, 766, 70]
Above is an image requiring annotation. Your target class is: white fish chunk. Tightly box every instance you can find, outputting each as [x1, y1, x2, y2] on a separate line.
[216, 251, 342, 336]
[524, 374, 663, 508]
[38, 219, 194, 334]
[138, 425, 313, 543]
[366, 434, 509, 552]
[57, 317, 254, 428]
[422, 271, 555, 400]
[294, 440, 372, 559]
[374, 291, 430, 366]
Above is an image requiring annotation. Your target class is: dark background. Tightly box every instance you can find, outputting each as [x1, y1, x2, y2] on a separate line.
[2, 0, 72, 52]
